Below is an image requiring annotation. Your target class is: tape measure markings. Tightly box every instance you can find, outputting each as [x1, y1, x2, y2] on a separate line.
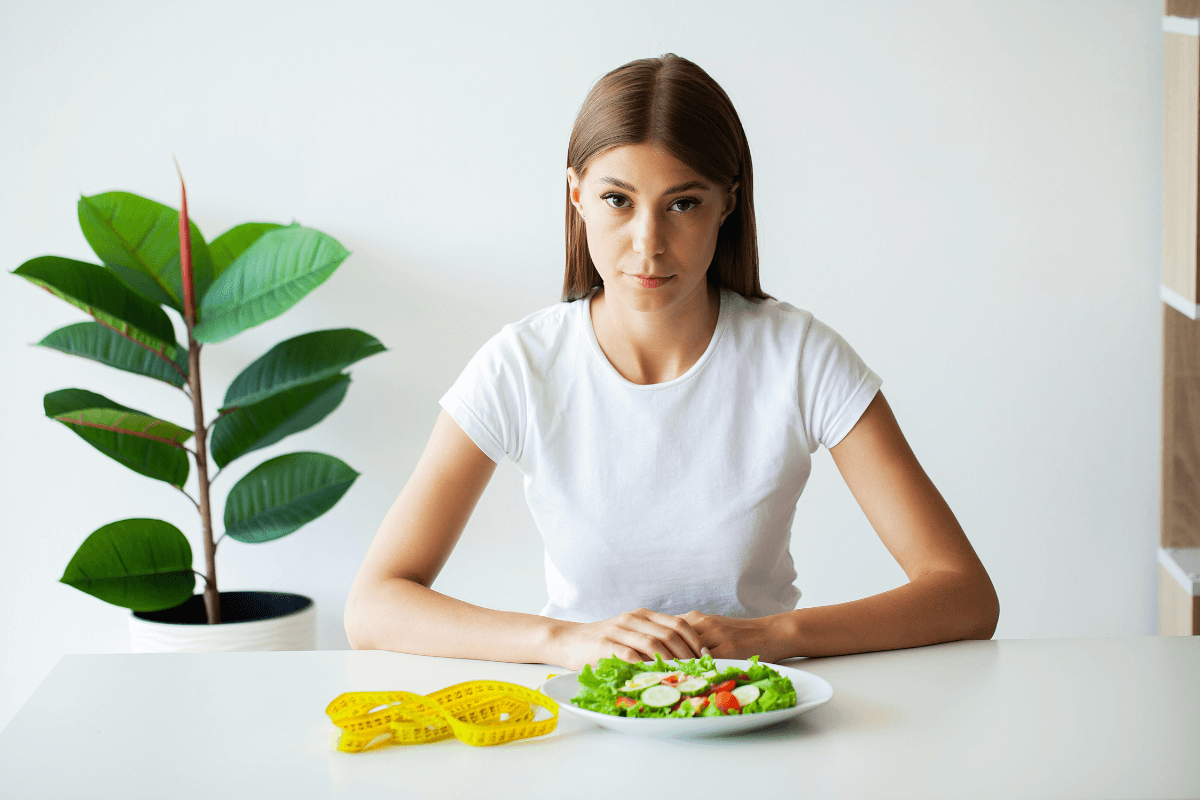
[326, 680, 559, 751]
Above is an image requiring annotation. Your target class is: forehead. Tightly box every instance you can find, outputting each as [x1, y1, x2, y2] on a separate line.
[582, 143, 710, 192]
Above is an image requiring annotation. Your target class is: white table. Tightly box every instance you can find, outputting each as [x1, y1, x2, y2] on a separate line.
[1, 637, 1197, 800]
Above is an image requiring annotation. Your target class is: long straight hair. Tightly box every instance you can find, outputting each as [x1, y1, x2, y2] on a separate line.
[563, 54, 771, 303]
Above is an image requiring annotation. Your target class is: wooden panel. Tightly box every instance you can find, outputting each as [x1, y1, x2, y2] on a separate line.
[1158, 564, 1199, 635]
[1164, 32, 1200, 303]
[1168, 0, 1200, 19]
[1162, 305, 1200, 547]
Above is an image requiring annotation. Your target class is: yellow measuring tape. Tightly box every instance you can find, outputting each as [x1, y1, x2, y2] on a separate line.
[326, 680, 559, 751]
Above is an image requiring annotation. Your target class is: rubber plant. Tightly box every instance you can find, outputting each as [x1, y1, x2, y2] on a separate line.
[13, 166, 384, 623]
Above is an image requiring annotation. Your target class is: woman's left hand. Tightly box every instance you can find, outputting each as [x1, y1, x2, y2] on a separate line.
[676, 611, 793, 663]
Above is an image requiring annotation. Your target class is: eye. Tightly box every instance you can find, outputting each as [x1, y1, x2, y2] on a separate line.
[671, 197, 701, 213]
[602, 193, 631, 209]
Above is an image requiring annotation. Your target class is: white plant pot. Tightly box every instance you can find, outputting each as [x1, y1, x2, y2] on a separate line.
[129, 591, 316, 653]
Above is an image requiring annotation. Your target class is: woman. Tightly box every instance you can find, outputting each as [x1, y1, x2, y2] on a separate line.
[345, 54, 999, 671]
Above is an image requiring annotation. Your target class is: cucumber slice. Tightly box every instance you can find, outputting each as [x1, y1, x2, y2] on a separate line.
[676, 677, 708, 694]
[640, 685, 682, 708]
[621, 672, 666, 692]
[732, 685, 760, 707]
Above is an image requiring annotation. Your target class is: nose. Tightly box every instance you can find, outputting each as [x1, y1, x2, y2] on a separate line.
[631, 207, 666, 258]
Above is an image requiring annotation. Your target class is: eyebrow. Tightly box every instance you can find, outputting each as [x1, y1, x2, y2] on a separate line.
[597, 177, 711, 195]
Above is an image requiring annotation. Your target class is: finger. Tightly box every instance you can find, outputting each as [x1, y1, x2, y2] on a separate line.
[609, 628, 667, 664]
[625, 624, 695, 662]
[671, 610, 712, 643]
[670, 614, 709, 655]
[644, 639, 682, 663]
[706, 642, 732, 659]
[612, 645, 648, 664]
[633, 609, 705, 662]
[652, 614, 705, 657]
[676, 611, 724, 653]
[626, 625, 697, 662]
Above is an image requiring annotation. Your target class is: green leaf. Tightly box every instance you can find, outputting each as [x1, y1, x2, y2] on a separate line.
[38, 321, 189, 387]
[44, 388, 138, 416]
[60, 518, 195, 611]
[77, 191, 214, 311]
[45, 388, 191, 487]
[209, 222, 285, 279]
[210, 374, 349, 468]
[224, 452, 359, 543]
[13, 256, 181, 360]
[221, 328, 385, 411]
[192, 226, 351, 343]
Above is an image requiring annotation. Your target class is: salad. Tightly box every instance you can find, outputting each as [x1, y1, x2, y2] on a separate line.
[571, 654, 797, 718]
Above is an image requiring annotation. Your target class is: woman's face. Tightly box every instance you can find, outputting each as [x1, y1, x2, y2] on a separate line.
[567, 143, 737, 315]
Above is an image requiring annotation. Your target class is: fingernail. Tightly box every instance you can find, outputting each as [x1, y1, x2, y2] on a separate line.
[701, 647, 710, 656]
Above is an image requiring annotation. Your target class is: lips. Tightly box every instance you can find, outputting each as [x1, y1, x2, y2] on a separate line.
[631, 274, 671, 288]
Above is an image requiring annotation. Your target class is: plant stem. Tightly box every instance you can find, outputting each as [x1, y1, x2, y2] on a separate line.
[175, 164, 216, 623]
[186, 333, 220, 624]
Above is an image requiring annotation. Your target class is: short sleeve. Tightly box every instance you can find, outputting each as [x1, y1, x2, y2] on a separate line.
[798, 316, 882, 452]
[438, 327, 527, 464]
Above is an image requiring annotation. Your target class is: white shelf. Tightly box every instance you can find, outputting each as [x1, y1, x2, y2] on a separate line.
[1162, 284, 1200, 319]
[1159, 547, 1200, 596]
[1165, 15, 1200, 36]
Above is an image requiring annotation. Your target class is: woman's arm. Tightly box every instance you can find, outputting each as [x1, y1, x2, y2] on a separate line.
[683, 391, 999, 660]
[344, 409, 706, 669]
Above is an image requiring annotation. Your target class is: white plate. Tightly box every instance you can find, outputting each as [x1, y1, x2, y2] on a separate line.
[539, 658, 833, 739]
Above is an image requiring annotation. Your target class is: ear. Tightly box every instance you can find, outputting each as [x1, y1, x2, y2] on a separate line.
[719, 182, 740, 225]
[566, 167, 584, 217]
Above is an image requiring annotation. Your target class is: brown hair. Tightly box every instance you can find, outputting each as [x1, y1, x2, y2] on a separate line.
[563, 53, 771, 303]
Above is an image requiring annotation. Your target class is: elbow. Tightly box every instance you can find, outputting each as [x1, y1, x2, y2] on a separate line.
[344, 574, 424, 651]
[343, 585, 372, 651]
[969, 576, 1000, 641]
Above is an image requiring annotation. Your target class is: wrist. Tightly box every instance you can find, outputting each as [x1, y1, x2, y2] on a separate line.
[537, 617, 575, 668]
[770, 610, 806, 660]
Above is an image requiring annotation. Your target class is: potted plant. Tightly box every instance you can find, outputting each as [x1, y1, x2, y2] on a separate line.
[12, 166, 384, 652]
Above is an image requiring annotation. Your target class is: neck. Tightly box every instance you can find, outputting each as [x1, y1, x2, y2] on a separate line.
[589, 280, 721, 385]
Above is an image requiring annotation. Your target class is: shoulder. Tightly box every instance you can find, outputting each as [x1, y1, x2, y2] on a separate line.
[721, 290, 871, 377]
[477, 295, 583, 366]
[720, 289, 817, 347]
[508, 296, 579, 338]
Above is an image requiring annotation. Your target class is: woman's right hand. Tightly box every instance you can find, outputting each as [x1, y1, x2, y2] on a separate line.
[549, 608, 707, 672]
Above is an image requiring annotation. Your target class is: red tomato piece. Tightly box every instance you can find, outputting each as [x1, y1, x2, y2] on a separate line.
[615, 696, 637, 708]
[711, 680, 737, 695]
[712, 690, 741, 714]
[735, 674, 750, 681]
[661, 675, 682, 686]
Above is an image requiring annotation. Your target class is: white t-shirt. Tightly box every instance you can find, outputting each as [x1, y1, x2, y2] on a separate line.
[439, 285, 882, 622]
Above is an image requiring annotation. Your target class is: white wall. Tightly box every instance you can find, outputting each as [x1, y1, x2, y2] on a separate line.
[0, 0, 1163, 731]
